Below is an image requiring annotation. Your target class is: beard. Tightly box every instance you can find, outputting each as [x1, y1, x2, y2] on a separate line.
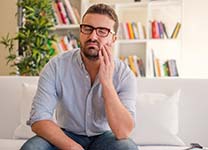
[80, 39, 101, 61]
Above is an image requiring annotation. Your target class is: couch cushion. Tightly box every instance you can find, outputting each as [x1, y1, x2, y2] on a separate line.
[130, 90, 185, 146]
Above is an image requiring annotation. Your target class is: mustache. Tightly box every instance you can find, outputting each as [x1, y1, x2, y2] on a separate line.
[85, 39, 100, 47]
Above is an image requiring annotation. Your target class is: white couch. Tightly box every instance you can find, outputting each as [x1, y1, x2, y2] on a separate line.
[0, 76, 208, 149]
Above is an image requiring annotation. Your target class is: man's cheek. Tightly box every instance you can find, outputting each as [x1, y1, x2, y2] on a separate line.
[106, 42, 113, 47]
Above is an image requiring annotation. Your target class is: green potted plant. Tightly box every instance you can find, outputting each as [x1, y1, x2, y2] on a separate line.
[0, 0, 57, 76]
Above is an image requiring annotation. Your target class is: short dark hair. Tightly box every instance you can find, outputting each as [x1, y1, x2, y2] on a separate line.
[82, 3, 119, 34]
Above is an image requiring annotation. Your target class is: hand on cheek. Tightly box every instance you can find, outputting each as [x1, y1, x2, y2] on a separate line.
[98, 44, 114, 87]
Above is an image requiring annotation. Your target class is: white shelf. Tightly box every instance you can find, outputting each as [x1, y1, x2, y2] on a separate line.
[51, 24, 80, 30]
[116, 39, 147, 44]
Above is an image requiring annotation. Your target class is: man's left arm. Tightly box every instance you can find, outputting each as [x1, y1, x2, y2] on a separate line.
[98, 45, 136, 140]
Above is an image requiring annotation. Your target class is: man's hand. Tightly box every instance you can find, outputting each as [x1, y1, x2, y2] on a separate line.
[98, 44, 114, 87]
[32, 120, 84, 150]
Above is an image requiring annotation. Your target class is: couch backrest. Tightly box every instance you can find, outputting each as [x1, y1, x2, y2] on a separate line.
[0, 76, 207, 147]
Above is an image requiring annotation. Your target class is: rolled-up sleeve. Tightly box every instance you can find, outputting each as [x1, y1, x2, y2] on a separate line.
[27, 59, 58, 126]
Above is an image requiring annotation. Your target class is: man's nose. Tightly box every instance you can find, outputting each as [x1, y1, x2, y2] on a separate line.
[88, 29, 98, 40]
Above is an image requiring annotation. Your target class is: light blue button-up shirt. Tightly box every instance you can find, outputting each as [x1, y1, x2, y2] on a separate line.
[28, 48, 137, 136]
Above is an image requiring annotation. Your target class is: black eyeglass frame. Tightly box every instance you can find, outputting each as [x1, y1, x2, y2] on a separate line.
[80, 24, 115, 37]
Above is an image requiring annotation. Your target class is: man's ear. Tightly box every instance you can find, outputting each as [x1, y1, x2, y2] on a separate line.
[112, 34, 117, 43]
[107, 35, 117, 47]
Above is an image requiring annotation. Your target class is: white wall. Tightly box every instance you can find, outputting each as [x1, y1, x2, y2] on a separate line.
[182, 0, 208, 78]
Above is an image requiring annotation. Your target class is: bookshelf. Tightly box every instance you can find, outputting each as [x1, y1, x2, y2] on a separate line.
[50, 0, 83, 53]
[83, 0, 182, 78]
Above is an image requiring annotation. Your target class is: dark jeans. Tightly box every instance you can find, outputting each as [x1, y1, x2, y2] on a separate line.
[20, 129, 138, 150]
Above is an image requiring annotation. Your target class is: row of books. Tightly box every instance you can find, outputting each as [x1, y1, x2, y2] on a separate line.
[118, 20, 181, 40]
[151, 20, 181, 39]
[51, 33, 79, 53]
[118, 22, 146, 40]
[52, 0, 80, 25]
[151, 49, 179, 77]
[120, 55, 145, 77]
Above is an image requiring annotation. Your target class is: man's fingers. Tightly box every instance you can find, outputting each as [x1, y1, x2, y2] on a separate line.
[103, 45, 113, 63]
[99, 50, 104, 65]
[101, 46, 110, 65]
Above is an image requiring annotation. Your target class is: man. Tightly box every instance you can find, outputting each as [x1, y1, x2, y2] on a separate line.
[21, 3, 138, 150]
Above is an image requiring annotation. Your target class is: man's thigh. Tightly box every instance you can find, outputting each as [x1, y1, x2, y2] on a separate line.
[20, 129, 92, 150]
[88, 131, 138, 150]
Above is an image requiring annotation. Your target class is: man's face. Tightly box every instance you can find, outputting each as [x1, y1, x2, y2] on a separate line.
[80, 13, 116, 61]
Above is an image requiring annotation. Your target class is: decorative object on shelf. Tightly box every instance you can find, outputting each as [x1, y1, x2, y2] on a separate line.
[0, 0, 57, 76]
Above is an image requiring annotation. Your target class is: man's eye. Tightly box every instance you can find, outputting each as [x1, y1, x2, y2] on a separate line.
[97, 29, 108, 34]
[84, 27, 93, 32]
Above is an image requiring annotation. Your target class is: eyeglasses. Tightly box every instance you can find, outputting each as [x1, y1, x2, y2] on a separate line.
[80, 24, 115, 37]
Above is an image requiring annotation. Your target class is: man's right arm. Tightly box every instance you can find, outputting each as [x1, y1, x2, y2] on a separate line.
[32, 120, 84, 150]
[30, 58, 84, 150]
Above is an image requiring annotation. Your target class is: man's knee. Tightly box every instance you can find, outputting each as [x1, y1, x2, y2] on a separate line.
[20, 136, 54, 150]
[105, 132, 138, 150]
[90, 131, 138, 150]
[20, 141, 34, 150]
[114, 138, 138, 150]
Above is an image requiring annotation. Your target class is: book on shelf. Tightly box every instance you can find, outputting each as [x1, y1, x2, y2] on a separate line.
[161, 21, 169, 39]
[151, 49, 179, 77]
[119, 55, 145, 77]
[137, 22, 145, 39]
[128, 56, 138, 76]
[119, 22, 146, 40]
[131, 22, 139, 39]
[171, 22, 181, 39]
[137, 57, 145, 77]
[63, 1, 73, 24]
[54, 32, 79, 53]
[150, 20, 181, 39]
[52, 1, 63, 25]
[133, 55, 141, 77]
[126, 22, 134, 39]
[154, 58, 161, 77]
[63, 0, 78, 24]
[166, 59, 179, 76]
[162, 62, 169, 76]
[152, 51, 164, 77]
[51, 3, 59, 25]
[52, 0, 80, 26]
[72, 7, 80, 23]
[158, 21, 164, 39]
[151, 49, 156, 77]
[151, 20, 160, 39]
[55, 0, 69, 24]
[119, 22, 129, 39]
[151, 20, 168, 39]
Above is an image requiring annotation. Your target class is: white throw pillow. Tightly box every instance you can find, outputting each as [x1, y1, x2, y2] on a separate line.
[130, 90, 185, 146]
[13, 83, 36, 139]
